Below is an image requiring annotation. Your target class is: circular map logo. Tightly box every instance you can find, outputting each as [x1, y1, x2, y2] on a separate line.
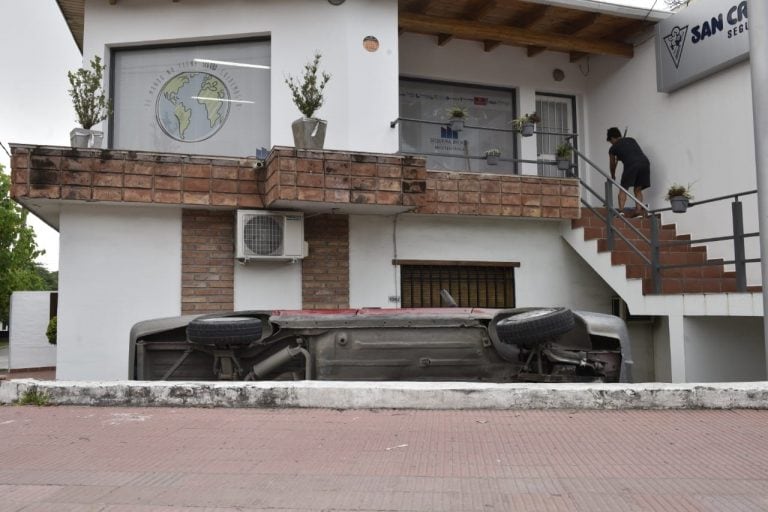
[155, 72, 231, 142]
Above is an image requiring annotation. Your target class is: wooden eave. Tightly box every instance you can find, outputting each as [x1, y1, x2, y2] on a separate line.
[56, 0, 84, 52]
[55, 0, 663, 59]
[398, 0, 664, 58]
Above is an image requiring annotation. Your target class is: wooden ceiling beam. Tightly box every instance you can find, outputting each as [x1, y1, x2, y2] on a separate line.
[465, 0, 496, 21]
[562, 12, 601, 36]
[527, 46, 546, 57]
[516, 5, 550, 30]
[399, 12, 634, 58]
[406, 0, 434, 15]
[484, 40, 502, 52]
[437, 33, 454, 46]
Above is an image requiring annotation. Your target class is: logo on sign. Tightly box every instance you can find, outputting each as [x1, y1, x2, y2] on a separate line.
[663, 25, 688, 69]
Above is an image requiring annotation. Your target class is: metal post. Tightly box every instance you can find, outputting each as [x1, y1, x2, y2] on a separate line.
[732, 200, 747, 292]
[605, 180, 615, 251]
[748, 0, 768, 376]
[651, 215, 661, 294]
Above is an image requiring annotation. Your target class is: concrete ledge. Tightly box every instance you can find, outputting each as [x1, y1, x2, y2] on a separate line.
[2, 380, 768, 409]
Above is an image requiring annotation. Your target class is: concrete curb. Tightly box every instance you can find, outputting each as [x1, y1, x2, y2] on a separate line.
[2, 379, 768, 409]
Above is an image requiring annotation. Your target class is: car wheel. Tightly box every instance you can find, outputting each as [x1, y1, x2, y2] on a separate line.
[187, 315, 263, 346]
[493, 308, 575, 346]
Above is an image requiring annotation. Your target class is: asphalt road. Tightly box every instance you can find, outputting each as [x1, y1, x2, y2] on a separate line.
[1, 406, 767, 511]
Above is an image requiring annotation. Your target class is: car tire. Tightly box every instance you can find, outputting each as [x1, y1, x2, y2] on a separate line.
[493, 308, 575, 347]
[187, 315, 263, 346]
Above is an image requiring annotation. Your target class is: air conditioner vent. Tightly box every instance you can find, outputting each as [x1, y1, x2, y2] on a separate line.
[236, 210, 305, 261]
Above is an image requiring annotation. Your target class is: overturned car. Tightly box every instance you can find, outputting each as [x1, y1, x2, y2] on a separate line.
[130, 306, 633, 383]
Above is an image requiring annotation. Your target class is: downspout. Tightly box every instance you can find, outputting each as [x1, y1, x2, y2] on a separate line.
[747, 0, 768, 378]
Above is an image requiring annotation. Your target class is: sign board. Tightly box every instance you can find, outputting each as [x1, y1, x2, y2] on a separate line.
[656, 0, 750, 93]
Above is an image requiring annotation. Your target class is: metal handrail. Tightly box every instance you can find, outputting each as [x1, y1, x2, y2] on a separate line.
[568, 139, 759, 294]
[390, 117, 578, 138]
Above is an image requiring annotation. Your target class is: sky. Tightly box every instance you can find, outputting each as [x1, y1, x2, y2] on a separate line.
[0, 0, 672, 272]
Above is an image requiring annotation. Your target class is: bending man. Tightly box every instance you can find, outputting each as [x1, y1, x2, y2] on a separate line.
[607, 127, 651, 217]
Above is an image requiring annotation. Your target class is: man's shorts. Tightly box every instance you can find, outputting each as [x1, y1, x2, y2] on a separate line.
[620, 164, 651, 190]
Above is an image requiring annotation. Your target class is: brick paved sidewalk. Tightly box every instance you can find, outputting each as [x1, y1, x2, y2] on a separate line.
[1, 407, 767, 511]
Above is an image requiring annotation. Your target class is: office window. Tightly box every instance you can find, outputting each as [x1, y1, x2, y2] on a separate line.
[111, 39, 270, 157]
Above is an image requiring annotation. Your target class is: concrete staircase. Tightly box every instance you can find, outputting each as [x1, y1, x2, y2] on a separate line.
[571, 208, 759, 295]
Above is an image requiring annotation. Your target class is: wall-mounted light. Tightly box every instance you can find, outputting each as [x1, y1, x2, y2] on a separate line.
[552, 68, 565, 82]
[363, 36, 380, 52]
[328, 0, 346, 5]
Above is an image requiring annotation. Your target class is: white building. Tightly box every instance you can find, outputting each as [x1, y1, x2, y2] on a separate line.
[10, 0, 764, 382]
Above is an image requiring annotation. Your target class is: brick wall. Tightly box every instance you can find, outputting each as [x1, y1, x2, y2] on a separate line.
[302, 215, 350, 309]
[181, 210, 235, 314]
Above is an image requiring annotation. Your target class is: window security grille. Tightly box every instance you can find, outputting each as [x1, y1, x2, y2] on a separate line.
[400, 265, 515, 308]
[536, 95, 575, 178]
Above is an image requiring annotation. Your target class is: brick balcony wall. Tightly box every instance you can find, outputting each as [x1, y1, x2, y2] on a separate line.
[302, 214, 350, 309]
[181, 210, 235, 314]
[263, 147, 580, 219]
[12, 145, 580, 221]
[10, 146, 263, 208]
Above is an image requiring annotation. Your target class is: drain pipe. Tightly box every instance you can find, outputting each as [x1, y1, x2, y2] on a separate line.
[748, 0, 768, 377]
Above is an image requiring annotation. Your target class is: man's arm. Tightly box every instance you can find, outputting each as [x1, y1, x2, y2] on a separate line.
[609, 154, 618, 180]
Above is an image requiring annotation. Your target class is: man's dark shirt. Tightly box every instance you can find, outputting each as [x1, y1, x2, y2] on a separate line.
[609, 137, 649, 169]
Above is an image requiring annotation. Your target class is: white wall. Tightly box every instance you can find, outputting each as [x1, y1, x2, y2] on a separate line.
[684, 316, 766, 382]
[83, 0, 399, 153]
[399, 34, 589, 174]
[234, 261, 302, 311]
[9, 292, 56, 370]
[349, 214, 614, 312]
[585, 38, 761, 283]
[57, 204, 182, 380]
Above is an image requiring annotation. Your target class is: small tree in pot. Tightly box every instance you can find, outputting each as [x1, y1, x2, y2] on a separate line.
[511, 112, 540, 137]
[67, 55, 112, 148]
[446, 106, 469, 132]
[286, 52, 331, 149]
[555, 142, 573, 171]
[665, 183, 694, 213]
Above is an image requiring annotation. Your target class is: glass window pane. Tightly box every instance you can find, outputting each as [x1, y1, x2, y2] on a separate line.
[112, 39, 270, 157]
[399, 79, 516, 173]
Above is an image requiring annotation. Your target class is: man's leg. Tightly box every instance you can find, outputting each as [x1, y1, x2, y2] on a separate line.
[618, 190, 627, 212]
[634, 187, 645, 214]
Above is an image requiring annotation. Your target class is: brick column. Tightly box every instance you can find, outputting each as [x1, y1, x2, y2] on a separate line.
[302, 214, 350, 309]
[181, 210, 235, 314]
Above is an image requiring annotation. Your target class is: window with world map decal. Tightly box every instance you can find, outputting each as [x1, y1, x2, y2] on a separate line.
[111, 38, 270, 157]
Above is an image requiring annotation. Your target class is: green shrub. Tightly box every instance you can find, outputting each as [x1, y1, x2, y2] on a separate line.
[46, 316, 57, 345]
[67, 55, 112, 129]
[285, 53, 331, 118]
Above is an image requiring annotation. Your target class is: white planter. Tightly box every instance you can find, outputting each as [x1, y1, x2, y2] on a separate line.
[449, 117, 465, 132]
[291, 117, 327, 149]
[557, 158, 571, 171]
[70, 128, 91, 148]
[670, 196, 689, 213]
[89, 130, 104, 149]
[521, 122, 535, 137]
[486, 155, 499, 165]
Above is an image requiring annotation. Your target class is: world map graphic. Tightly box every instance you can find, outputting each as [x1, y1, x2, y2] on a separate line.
[155, 72, 231, 142]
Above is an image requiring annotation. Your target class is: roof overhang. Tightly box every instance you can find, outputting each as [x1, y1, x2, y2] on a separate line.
[56, 0, 670, 58]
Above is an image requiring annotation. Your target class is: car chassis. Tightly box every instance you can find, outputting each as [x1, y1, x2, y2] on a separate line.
[130, 307, 633, 383]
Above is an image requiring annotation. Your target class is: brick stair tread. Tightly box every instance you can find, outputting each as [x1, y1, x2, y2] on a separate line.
[574, 206, 747, 296]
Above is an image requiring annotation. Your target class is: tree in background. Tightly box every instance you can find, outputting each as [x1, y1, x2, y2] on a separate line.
[0, 164, 50, 326]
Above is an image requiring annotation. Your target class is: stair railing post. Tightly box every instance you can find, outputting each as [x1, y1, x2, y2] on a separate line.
[605, 180, 615, 251]
[651, 215, 661, 294]
[732, 198, 747, 292]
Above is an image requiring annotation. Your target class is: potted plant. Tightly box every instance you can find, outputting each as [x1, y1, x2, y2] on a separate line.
[511, 112, 541, 137]
[665, 183, 693, 213]
[485, 148, 501, 165]
[285, 52, 331, 149]
[555, 142, 573, 171]
[446, 106, 468, 132]
[67, 55, 112, 148]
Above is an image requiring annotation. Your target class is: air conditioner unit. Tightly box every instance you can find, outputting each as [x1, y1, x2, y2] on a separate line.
[236, 210, 306, 261]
